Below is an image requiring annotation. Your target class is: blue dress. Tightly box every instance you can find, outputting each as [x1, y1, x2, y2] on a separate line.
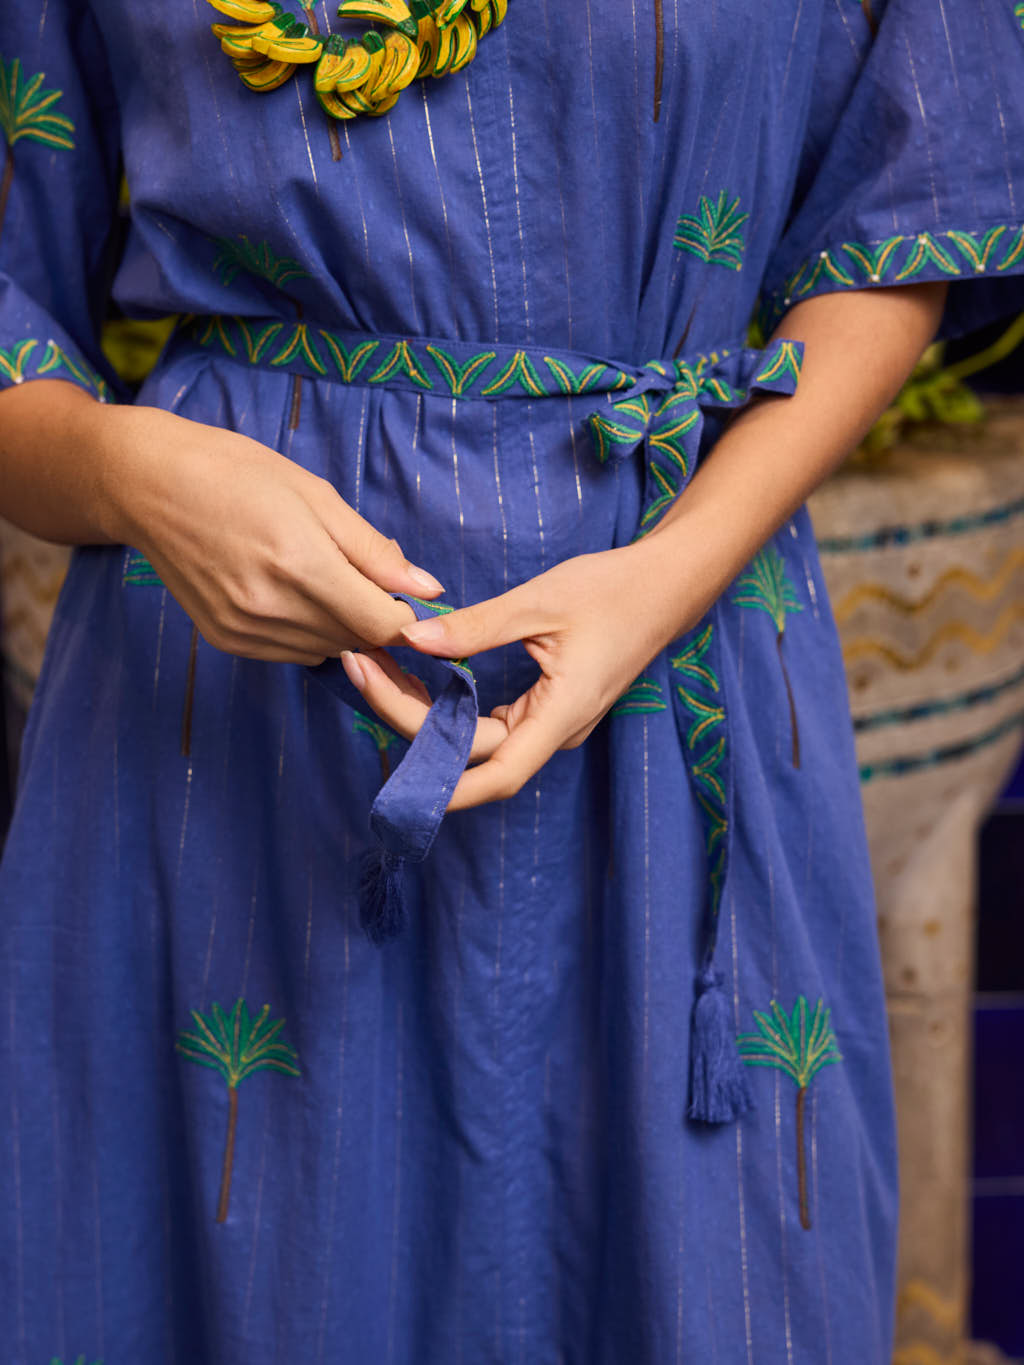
[1, 2, 1023, 1360]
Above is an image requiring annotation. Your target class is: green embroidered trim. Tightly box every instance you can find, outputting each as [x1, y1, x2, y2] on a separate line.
[197, 314, 239, 357]
[176, 999, 300, 1223]
[479, 348, 546, 397]
[370, 338, 434, 389]
[406, 594, 453, 614]
[426, 343, 495, 395]
[212, 234, 308, 290]
[543, 355, 612, 395]
[0, 55, 75, 151]
[187, 315, 643, 403]
[670, 620, 728, 911]
[674, 191, 749, 271]
[0, 336, 109, 399]
[0, 337, 36, 383]
[123, 550, 162, 586]
[38, 340, 109, 398]
[689, 734, 726, 807]
[48, 1357, 102, 1365]
[321, 333, 379, 381]
[765, 224, 1024, 322]
[753, 340, 801, 387]
[1017, 1, 1024, 30]
[731, 544, 803, 768]
[610, 676, 667, 715]
[737, 996, 842, 1230]
[405, 594, 475, 676]
[674, 685, 724, 748]
[271, 321, 327, 374]
[669, 620, 719, 692]
[237, 317, 284, 364]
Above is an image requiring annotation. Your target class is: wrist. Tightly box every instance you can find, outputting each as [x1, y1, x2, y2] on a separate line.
[631, 504, 741, 640]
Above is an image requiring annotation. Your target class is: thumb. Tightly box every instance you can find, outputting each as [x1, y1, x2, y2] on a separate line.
[401, 583, 547, 658]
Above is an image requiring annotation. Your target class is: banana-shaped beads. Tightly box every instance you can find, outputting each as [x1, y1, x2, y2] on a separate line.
[205, 0, 507, 121]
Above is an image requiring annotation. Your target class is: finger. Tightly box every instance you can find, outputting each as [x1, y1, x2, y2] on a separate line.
[399, 582, 555, 659]
[447, 680, 580, 810]
[343, 651, 507, 762]
[306, 477, 445, 599]
[361, 648, 432, 707]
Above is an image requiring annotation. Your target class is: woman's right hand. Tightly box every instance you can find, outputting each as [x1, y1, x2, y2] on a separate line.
[93, 402, 440, 664]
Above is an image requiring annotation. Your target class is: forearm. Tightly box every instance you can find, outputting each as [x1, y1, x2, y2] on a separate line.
[0, 380, 119, 544]
[642, 283, 948, 625]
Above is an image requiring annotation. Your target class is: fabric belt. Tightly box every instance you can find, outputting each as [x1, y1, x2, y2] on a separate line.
[184, 314, 804, 1125]
[181, 313, 803, 479]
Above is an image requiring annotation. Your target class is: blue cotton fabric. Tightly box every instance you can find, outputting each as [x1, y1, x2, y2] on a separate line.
[2, 2, 1023, 1361]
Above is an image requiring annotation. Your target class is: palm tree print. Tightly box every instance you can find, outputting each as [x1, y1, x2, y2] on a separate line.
[737, 996, 842, 1230]
[212, 235, 311, 428]
[731, 545, 803, 768]
[211, 235, 309, 292]
[652, 0, 665, 123]
[176, 999, 300, 1223]
[673, 191, 749, 271]
[0, 55, 75, 243]
[354, 709, 400, 782]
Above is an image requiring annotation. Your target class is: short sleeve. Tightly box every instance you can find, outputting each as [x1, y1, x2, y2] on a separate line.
[759, 0, 1024, 338]
[0, 1, 121, 399]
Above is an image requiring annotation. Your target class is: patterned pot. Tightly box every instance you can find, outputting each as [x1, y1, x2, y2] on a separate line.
[809, 397, 1024, 1365]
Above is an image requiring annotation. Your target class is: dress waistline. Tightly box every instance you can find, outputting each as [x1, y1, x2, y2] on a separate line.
[178, 313, 802, 414]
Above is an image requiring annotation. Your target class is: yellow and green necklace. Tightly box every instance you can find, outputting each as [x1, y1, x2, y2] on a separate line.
[205, 0, 507, 121]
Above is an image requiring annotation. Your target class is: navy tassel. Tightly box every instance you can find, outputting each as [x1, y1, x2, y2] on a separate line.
[359, 847, 407, 945]
[687, 966, 753, 1123]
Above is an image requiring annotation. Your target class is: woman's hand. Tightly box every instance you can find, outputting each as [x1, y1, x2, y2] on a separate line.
[340, 539, 698, 809]
[96, 404, 442, 663]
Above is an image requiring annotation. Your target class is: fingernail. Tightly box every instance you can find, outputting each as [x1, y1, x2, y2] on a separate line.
[408, 566, 445, 594]
[402, 617, 445, 645]
[340, 649, 365, 688]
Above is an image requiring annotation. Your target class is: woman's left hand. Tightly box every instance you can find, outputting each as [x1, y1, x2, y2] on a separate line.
[340, 540, 699, 810]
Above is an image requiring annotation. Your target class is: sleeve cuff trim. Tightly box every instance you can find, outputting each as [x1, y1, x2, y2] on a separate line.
[759, 222, 1024, 328]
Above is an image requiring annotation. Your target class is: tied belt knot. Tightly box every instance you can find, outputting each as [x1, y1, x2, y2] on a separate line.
[585, 340, 803, 533]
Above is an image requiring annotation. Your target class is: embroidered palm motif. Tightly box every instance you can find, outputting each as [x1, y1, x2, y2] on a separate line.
[176, 999, 300, 1223]
[0, 54, 75, 245]
[674, 191, 749, 271]
[731, 545, 803, 768]
[737, 996, 842, 1230]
